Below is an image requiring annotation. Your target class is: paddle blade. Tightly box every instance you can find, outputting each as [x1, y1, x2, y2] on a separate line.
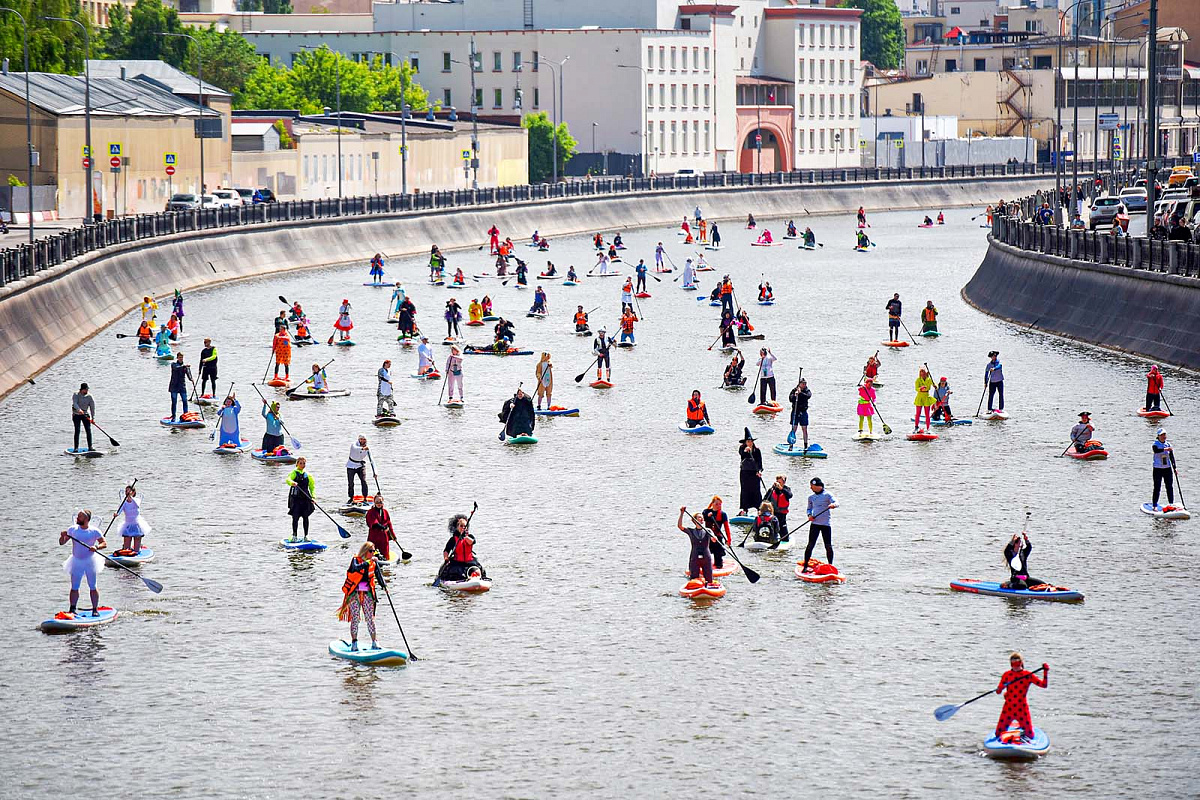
[143, 577, 164, 594]
[574, 372, 587, 383]
[933, 703, 960, 721]
[278, 295, 289, 305]
[743, 565, 761, 583]
[882, 424, 893, 435]
[337, 523, 352, 539]
[289, 436, 302, 450]
[400, 549, 412, 561]
[107, 435, 120, 448]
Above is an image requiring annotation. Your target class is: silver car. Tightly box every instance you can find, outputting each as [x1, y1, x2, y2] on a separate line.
[166, 193, 199, 211]
[1088, 196, 1123, 229]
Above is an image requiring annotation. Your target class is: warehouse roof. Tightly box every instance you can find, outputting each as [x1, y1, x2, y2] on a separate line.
[0, 72, 220, 117]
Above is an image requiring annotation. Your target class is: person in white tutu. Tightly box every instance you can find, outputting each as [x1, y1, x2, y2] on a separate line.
[113, 484, 152, 556]
[59, 510, 106, 615]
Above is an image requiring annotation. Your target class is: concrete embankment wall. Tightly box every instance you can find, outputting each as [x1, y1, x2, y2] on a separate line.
[964, 236, 1200, 371]
[0, 175, 1051, 399]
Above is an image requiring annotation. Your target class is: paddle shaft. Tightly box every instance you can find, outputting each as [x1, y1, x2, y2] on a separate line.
[858, 350, 880, 388]
[939, 666, 1046, 721]
[285, 358, 335, 395]
[374, 569, 418, 660]
[574, 356, 600, 383]
[1172, 455, 1186, 508]
[208, 382, 236, 440]
[899, 317, 918, 345]
[85, 418, 120, 448]
[251, 384, 300, 449]
[706, 319, 737, 351]
[747, 353, 766, 404]
[66, 532, 162, 593]
[295, 485, 351, 539]
[1159, 388, 1174, 416]
[975, 365, 994, 417]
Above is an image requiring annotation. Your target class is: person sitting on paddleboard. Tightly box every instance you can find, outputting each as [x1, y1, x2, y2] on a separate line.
[452, 268, 466, 286]
[136, 320, 153, 347]
[530, 287, 548, 315]
[788, 377, 811, 451]
[613, 233, 624, 249]
[719, 311, 737, 348]
[758, 281, 774, 302]
[937, 211, 945, 225]
[685, 390, 710, 429]
[803, 227, 816, 247]
[931, 377, 953, 423]
[566, 266, 578, 283]
[738, 429, 763, 516]
[574, 306, 590, 332]
[468, 299, 483, 324]
[914, 367, 935, 433]
[481, 295, 493, 316]
[261, 400, 285, 452]
[756, 229, 773, 245]
[500, 387, 536, 438]
[1145, 365, 1164, 412]
[216, 394, 242, 448]
[1070, 411, 1101, 454]
[1152, 428, 1178, 511]
[154, 325, 172, 359]
[724, 352, 745, 387]
[984, 351, 1004, 413]
[114, 485, 151, 557]
[440, 513, 486, 582]
[166, 313, 182, 342]
[338, 542, 380, 652]
[921, 301, 938, 334]
[542, 261, 557, 277]
[594, 232, 604, 250]
[366, 496, 397, 562]
[864, 354, 880, 383]
[766, 476, 793, 539]
[60, 509, 105, 616]
[709, 284, 722, 303]
[537, 236, 549, 250]
[886, 293, 902, 341]
[678, 507, 718, 589]
[923, 215, 934, 226]
[369, 253, 385, 285]
[608, 243, 619, 260]
[635, 259, 648, 293]
[747, 213, 756, 229]
[417, 338, 435, 375]
[856, 230, 871, 249]
[285, 457, 315, 540]
[786, 220, 797, 238]
[995, 652, 1049, 743]
[857, 378, 877, 436]
[752, 501, 780, 547]
[800, 478, 837, 571]
[1001, 530, 1043, 590]
[736, 310, 753, 336]
[702, 497, 733, 570]
[594, 329, 615, 382]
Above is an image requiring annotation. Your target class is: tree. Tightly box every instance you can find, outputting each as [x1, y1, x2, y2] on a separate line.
[840, 0, 903, 70]
[233, 47, 431, 114]
[522, 111, 576, 183]
[235, 59, 307, 111]
[192, 25, 260, 95]
[103, 0, 188, 64]
[0, 0, 95, 74]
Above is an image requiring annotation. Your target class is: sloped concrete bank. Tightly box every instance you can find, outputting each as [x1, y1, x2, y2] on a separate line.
[0, 175, 1050, 399]
[964, 236, 1200, 371]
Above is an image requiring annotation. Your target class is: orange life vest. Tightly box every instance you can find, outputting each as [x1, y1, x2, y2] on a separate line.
[621, 314, 635, 333]
[341, 557, 376, 596]
[452, 534, 474, 562]
[922, 307, 937, 322]
[574, 312, 588, 325]
[720, 282, 732, 296]
[687, 399, 706, 421]
[296, 322, 309, 337]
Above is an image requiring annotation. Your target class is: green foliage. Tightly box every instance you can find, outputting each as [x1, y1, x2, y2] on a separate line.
[840, 0, 903, 70]
[522, 111, 576, 183]
[103, 0, 188, 64]
[0, 0, 95, 74]
[273, 118, 294, 149]
[7, 174, 26, 186]
[192, 25, 260, 96]
[234, 46, 431, 114]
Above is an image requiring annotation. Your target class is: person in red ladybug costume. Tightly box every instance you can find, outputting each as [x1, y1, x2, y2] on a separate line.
[995, 652, 1049, 741]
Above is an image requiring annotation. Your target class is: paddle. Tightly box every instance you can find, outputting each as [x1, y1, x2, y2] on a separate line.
[632, 289, 645, 322]
[208, 382, 235, 441]
[498, 382, 523, 441]
[1172, 455, 1186, 509]
[260, 348, 275, 385]
[101, 478, 138, 538]
[436, 363, 449, 406]
[251, 383, 302, 450]
[1159, 388, 1174, 416]
[374, 569, 419, 660]
[899, 317, 919, 345]
[296, 485, 352, 539]
[934, 666, 1046, 722]
[574, 356, 600, 383]
[867, 392, 893, 436]
[184, 364, 207, 423]
[647, 268, 662, 283]
[115, 332, 145, 339]
[706, 319, 737, 351]
[858, 351, 880, 388]
[285, 358, 335, 396]
[365, 450, 413, 561]
[66, 533, 163, 594]
[687, 508, 760, 584]
[88, 419, 121, 448]
[278, 295, 290, 306]
[785, 368, 804, 451]
[746, 352, 766, 405]
[975, 365, 994, 418]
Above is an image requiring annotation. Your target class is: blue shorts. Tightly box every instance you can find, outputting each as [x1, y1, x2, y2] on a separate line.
[793, 411, 809, 427]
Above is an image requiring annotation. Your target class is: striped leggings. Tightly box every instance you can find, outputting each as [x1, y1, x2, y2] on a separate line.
[348, 593, 377, 641]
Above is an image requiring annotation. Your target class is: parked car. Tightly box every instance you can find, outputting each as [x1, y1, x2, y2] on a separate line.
[1118, 186, 1148, 212]
[256, 187, 277, 203]
[1159, 187, 1189, 202]
[1087, 196, 1123, 229]
[234, 187, 255, 203]
[210, 189, 242, 208]
[166, 193, 199, 211]
[1167, 166, 1193, 186]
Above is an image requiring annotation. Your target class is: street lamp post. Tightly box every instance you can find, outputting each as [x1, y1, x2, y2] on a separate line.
[156, 31, 205, 206]
[833, 131, 841, 170]
[45, 15, 91, 223]
[1054, 0, 1089, 226]
[300, 45, 341, 200]
[400, 103, 410, 196]
[0, 6, 33, 248]
[1144, 0, 1159, 236]
[531, 56, 569, 183]
[469, 39, 480, 190]
[617, 63, 648, 176]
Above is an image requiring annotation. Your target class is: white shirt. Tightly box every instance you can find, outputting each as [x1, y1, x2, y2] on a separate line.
[68, 524, 102, 559]
[378, 367, 393, 397]
[118, 497, 141, 524]
[417, 343, 433, 368]
[758, 353, 777, 378]
[346, 442, 367, 470]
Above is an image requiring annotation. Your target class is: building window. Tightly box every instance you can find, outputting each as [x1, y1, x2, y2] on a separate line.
[916, 59, 929, 75]
[532, 51, 538, 71]
[443, 88, 451, 106]
[671, 84, 677, 107]
[740, 58, 744, 70]
[950, 5, 960, 13]
[799, 95, 805, 115]
[704, 121, 710, 152]
[681, 16, 691, 30]
[840, 26, 846, 47]
[693, 84, 699, 108]
[799, 59, 805, 81]
[682, 48, 688, 71]
[443, 52, 451, 72]
[303, 154, 309, 181]
[648, 45, 654, 70]
[819, 95, 825, 116]
[408, 52, 419, 72]
[819, 129, 825, 151]
[850, 26, 855, 48]
[492, 52, 502, 71]
[704, 47, 710, 70]
[671, 121, 677, 153]
[659, 121, 665, 153]
[809, 129, 815, 150]
[693, 123, 699, 152]
[471, 51, 482, 72]
[658, 84, 665, 107]
[494, 88, 502, 107]
[659, 47, 665, 71]
[752, 57, 758, 69]
[321, 155, 327, 181]
[473, 88, 483, 108]
[681, 121, 688, 153]
[840, 61, 846, 81]
[704, 84, 710, 107]
[533, 87, 540, 108]
[819, 24, 825, 45]
[819, 60, 825, 81]
[693, 47, 699, 70]
[799, 25, 805, 45]
[513, 51, 522, 71]
[839, 95, 845, 116]
[647, 84, 653, 105]
[671, 47, 677, 70]
[974, 57, 987, 71]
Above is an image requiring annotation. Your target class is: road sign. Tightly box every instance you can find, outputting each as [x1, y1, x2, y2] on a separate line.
[1193, 152, 1200, 165]
[1098, 112, 1119, 131]
[108, 142, 121, 156]
[164, 152, 177, 166]
[895, 140, 904, 148]
[165, 165, 176, 176]
[109, 156, 121, 168]
[82, 158, 91, 169]
[82, 145, 91, 157]
[461, 149, 471, 160]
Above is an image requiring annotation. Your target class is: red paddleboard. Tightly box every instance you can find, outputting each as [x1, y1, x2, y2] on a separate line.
[590, 380, 614, 389]
[634, 292, 652, 298]
[906, 432, 939, 441]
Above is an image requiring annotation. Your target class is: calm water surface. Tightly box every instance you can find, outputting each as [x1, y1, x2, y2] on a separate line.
[2, 210, 1196, 798]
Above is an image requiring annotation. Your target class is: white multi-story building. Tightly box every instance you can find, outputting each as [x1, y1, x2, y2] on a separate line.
[240, 0, 861, 174]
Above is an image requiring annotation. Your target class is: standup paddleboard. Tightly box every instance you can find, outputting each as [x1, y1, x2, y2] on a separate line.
[950, 579, 1083, 602]
[436, 576, 492, 592]
[590, 380, 614, 389]
[881, 340, 909, 348]
[679, 422, 715, 435]
[287, 389, 351, 399]
[40, 607, 118, 633]
[983, 727, 1051, 760]
[107, 548, 154, 567]
[773, 443, 827, 458]
[328, 639, 408, 666]
[906, 432, 939, 441]
[746, 538, 792, 553]
[372, 416, 402, 428]
[1139, 503, 1190, 520]
[931, 419, 972, 427]
[853, 432, 882, 441]
[795, 559, 845, 583]
[679, 579, 726, 598]
[64, 448, 103, 458]
[536, 407, 580, 417]
[507, 434, 538, 444]
[1137, 408, 1170, 419]
[280, 538, 327, 552]
[160, 417, 205, 429]
[251, 448, 297, 463]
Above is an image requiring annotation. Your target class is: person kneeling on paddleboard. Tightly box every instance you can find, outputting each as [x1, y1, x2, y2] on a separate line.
[803, 227, 816, 248]
[856, 230, 871, 249]
[574, 306, 590, 333]
[800, 478, 837, 572]
[931, 377, 954, 422]
[758, 281, 774, 302]
[499, 387, 536, 438]
[1001, 530, 1044, 590]
[995, 653, 1049, 743]
[921, 301, 938, 334]
[337, 542, 380, 651]
[685, 390, 710, 429]
[724, 352, 745, 387]
[567, 266, 578, 283]
[1070, 411, 1101, 454]
[678, 507, 719, 590]
[440, 514, 487, 582]
[752, 502, 781, 547]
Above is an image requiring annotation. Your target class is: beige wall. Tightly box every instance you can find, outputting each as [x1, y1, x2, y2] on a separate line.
[873, 71, 1057, 143]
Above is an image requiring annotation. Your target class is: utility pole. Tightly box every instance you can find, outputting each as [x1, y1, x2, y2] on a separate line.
[468, 38, 480, 189]
[47, 15, 90, 222]
[158, 31, 204, 204]
[1144, 0, 1158, 236]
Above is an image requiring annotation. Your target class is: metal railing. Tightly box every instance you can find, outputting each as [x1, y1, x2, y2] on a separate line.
[991, 214, 1200, 278]
[1, 161, 1055, 288]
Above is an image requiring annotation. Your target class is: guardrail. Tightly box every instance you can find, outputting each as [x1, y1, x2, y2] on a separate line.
[991, 214, 1200, 278]
[0, 161, 1055, 288]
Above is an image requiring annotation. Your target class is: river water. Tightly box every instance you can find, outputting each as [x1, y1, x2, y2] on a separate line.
[2, 209, 1196, 798]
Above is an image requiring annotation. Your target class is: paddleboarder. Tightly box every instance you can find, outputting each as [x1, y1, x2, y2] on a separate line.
[499, 387, 536, 438]
[1151, 428, 1177, 511]
[397, 296, 417, 340]
[710, 223, 721, 248]
[685, 389, 710, 429]
[346, 436, 370, 501]
[678, 507, 718, 588]
[803, 227, 816, 247]
[914, 367, 935, 433]
[168, 352, 193, 421]
[765, 476, 793, 538]
[113, 485, 151, 557]
[655, 242, 666, 271]
[594, 329, 614, 383]
[334, 299, 354, 342]
[417, 337, 435, 376]
[366, 495, 397, 561]
[271, 329, 290, 382]
[985, 351, 1004, 413]
[751, 501, 781, 547]
[215, 394, 243, 448]
[337, 542, 380, 651]
[59, 509, 105, 615]
[535, 353, 553, 410]
[368, 253, 385, 285]
[1145, 365, 1164, 412]
[635, 259, 648, 293]
[1070, 411, 1101, 454]
[857, 207, 867, 227]
[71, 382, 95, 453]
[1001, 529, 1043, 590]
[439, 513, 487, 582]
[737, 428, 763, 516]
[702, 496, 733, 570]
[799, 477, 837, 572]
[376, 360, 395, 417]
[756, 348, 778, 404]
[921, 301, 938, 334]
[200, 337, 220, 394]
[285, 457, 315, 540]
[994, 653, 1049, 742]
[857, 377, 878, 436]
[445, 298, 463, 338]
[171, 289, 185, 332]
[788, 377, 811, 451]
[931, 377, 954, 422]
[886, 294, 902, 341]
[724, 352, 745, 387]
[619, 308, 637, 346]
[261, 400, 285, 452]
